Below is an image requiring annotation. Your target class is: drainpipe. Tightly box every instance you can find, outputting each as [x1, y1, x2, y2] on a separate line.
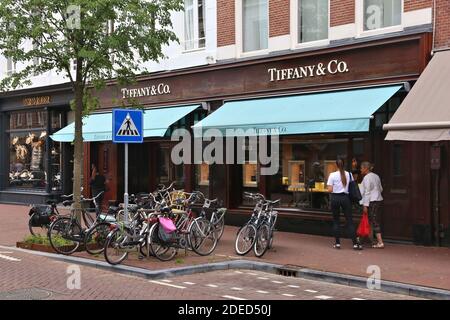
[430, 143, 441, 246]
[432, 0, 436, 54]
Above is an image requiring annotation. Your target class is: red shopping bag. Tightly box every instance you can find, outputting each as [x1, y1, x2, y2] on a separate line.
[357, 212, 371, 238]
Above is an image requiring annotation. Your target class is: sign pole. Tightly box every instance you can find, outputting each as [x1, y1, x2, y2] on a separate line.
[124, 143, 129, 224]
[113, 108, 143, 226]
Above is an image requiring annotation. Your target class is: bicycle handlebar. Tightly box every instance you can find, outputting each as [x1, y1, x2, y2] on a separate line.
[243, 192, 266, 201]
[157, 182, 174, 193]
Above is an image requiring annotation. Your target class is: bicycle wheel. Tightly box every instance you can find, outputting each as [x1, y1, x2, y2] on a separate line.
[188, 217, 218, 256]
[268, 229, 274, 249]
[268, 215, 277, 249]
[103, 228, 129, 265]
[211, 212, 225, 240]
[84, 222, 110, 255]
[28, 214, 48, 237]
[254, 222, 271, 258]
[48, 217, 82, 255]
[138, 223, 152, 257]
[148, 223, 177, 261]
[235, 223, 257, 255]
[139, 239, 151, 257]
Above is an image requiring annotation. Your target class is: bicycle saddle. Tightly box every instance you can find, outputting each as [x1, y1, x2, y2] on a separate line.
[62, 200, 73, 206]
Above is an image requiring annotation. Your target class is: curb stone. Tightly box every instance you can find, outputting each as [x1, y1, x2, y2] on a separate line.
[2, 245, 449, 300]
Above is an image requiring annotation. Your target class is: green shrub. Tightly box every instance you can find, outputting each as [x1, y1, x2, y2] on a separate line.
[23, 234, 74, 247]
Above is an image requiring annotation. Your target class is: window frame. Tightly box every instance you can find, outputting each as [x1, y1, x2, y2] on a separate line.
[6, 57, 16, 76]
[291, 0, 330, 49]
[182, 0, 207, 53]
[356, 0, 404, 38]
[236, 0, 270, 57]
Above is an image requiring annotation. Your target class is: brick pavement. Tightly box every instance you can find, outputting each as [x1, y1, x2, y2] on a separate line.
[0, 249, 212, 300]
[1, 203, 449, 291]
[0, 249, 421, 300]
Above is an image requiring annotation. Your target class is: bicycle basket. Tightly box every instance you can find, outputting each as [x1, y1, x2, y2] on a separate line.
[169, 190, 186, 209]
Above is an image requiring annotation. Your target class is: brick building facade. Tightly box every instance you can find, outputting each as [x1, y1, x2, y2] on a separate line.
[216, 0, 450, 60]
[435, 0, 450, 48]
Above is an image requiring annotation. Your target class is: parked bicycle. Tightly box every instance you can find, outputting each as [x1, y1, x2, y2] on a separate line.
[28, 195, 73, 236]
[193, 191, 227, 240]
[47, 191, 121, 255]
[235, 192, 279, 257]
[103, 193, 161, 265]
[147, 191, 218, 261]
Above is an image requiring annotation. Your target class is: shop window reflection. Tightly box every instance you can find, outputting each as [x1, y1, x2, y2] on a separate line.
[50, 110, 64, 191]
[157, 146, 171, 184]
[8, 110, 65, 191]
[9, 131, 47, 189]
[195, 162, 210, 196]
[268, 138, 348, 210]
[241, 161, 259, 206]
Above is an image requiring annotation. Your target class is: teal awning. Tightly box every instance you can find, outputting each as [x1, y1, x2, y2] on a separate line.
[193, 86, 402, 137]
[51, 104, 199, 142]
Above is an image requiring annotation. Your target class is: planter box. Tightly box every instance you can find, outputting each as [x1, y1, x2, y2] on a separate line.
[16, 241, 84, 253]
[17, 241, 58, 253]
[16, 241, 100, 254]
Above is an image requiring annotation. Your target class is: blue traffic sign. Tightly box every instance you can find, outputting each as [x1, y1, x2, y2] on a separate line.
[112, 109, 144, 143]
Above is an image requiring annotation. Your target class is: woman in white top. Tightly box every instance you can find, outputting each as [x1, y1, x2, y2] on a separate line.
[327, 158, 362, 250]
[359, 161, 384, 248]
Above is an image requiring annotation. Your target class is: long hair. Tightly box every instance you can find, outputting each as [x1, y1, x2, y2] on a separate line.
[336, 158, 347, 186]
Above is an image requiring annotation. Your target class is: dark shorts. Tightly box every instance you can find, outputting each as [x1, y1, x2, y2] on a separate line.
[368, 201, 382, 234]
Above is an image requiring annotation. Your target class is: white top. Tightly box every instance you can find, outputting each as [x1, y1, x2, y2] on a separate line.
[359, 172, 383, 207]
[327, 170, 351, 194]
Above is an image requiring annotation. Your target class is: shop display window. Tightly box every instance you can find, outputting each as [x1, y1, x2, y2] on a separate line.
[240, 161, 259, 206]
[156, 144, 185, 189]
[243, 161, 258, 188]
[9, 111, 48, 189]
[269, 137, 351, 210]
[9, 131, 47, 189]
[157, 146, 171, 184]
[194, 162, 210, 197]
[8, 110, 64, 191]
[287, 160, 305, 188]
[196, 162, 210, 186]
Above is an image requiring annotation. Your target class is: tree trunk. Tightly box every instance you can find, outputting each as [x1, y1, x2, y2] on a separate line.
[72, 53, 85, 222]
[72, 81, 84, 222]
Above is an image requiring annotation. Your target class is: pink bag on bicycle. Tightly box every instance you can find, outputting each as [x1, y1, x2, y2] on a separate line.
[159, 217, 176, 233]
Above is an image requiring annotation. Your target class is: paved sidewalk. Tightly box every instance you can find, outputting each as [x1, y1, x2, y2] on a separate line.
[2, 203, 449, 291]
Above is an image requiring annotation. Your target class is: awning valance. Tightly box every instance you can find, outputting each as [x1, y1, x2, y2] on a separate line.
[384, 51, 450, 141]
[51, 104, 199, 142]
[193, 85, 402, 137]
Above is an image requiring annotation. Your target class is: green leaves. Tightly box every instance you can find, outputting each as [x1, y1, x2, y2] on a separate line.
[0, 0, 183, 100]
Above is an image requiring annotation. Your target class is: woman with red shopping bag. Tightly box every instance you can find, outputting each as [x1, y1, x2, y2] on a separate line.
[359, 161, 385, 248]
[357, 209, 371, 239]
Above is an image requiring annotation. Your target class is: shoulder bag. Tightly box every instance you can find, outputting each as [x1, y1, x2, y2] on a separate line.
[348, 172, 362, 203]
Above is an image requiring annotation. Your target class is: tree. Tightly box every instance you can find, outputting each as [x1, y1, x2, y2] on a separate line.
[0, 0, 183, 218]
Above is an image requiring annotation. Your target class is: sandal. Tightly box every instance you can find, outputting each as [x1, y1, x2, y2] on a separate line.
[372, 243, 385, 249]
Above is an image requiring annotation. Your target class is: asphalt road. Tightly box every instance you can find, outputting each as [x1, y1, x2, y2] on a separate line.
[0, 248, 421, 300]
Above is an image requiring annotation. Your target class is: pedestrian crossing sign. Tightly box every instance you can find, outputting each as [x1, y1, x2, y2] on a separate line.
[112, 109, 143, 143]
